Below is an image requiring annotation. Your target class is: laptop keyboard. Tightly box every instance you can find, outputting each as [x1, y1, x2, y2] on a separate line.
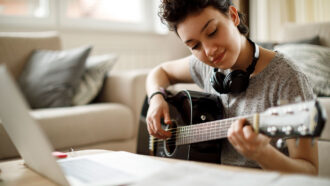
[59, 158, 132, 183]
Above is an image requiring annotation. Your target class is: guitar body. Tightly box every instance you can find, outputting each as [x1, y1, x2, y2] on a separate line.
[152, 90, 224, 163]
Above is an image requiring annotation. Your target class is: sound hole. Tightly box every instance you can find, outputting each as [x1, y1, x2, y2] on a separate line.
[163, 122, 177, 157]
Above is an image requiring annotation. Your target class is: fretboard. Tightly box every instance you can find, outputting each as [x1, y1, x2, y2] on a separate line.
[175, 115, 254, 145]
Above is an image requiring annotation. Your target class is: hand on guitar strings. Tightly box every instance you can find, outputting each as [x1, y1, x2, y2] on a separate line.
[146, 95, 172, 139]
[227, 118, 271, 161]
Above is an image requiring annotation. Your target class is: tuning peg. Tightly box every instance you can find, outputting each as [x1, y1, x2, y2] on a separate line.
[276, 138, 286, 149]
[298, 125, 308, 135]
[281, 126, 293, 135]
[267, 126, 277, 136]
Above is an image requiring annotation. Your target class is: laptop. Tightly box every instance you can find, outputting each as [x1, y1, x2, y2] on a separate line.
[0, 65, 168, 185]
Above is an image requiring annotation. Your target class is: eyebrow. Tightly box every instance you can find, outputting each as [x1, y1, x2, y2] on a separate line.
[184, 18, 215, 44]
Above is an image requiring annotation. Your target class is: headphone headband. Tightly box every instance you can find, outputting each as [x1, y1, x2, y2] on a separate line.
[246, 38, 259, 75]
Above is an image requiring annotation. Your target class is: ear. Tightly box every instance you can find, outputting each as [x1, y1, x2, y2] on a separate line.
[229, 6, 240, 27]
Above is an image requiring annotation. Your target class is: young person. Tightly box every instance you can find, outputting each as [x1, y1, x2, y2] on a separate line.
[146, 0, 318, 174]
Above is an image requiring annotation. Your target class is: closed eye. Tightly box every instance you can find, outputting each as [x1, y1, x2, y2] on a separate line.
[192, 43, 200, 50]
[208, 29, 217, 37]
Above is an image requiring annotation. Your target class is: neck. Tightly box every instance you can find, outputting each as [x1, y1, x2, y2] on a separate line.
[232, 36, 255, 71]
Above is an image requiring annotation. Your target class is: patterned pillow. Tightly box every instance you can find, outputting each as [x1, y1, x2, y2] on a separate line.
[73, 54, 118, 105]
[274, 44, 330, 97]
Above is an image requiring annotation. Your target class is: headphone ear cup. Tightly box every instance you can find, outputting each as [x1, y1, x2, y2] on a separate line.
[224, 70, 250, 94]
[211, 72, 226, 93]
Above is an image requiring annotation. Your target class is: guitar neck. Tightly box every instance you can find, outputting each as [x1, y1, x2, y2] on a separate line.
[175, 115, 255, 145]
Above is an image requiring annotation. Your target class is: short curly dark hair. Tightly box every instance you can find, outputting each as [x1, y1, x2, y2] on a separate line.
[159, 0, 249, 36]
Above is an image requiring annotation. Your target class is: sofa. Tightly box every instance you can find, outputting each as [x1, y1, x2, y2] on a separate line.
[0, 32, 148, 160]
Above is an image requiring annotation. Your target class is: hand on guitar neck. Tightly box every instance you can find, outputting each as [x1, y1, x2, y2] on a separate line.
[227, 118, 271, 161]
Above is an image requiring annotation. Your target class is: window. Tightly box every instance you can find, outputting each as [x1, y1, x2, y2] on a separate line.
[0, 0, 56, 27]
[66, 0, 144, 23]
[0, 0, 165, 33]
[0, 0, 49, 17]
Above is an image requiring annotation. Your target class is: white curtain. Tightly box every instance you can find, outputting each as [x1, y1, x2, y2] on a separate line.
[250, 0, 330, 42]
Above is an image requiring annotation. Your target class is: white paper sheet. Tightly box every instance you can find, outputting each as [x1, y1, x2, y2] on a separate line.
[133, 161, 330, 186]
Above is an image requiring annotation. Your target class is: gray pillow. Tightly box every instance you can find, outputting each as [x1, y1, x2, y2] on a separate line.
[19, 46, 92, 108]
[258, 36, 320, 50]
[72, 54, 118, 105]
[274, 44, 330, 97]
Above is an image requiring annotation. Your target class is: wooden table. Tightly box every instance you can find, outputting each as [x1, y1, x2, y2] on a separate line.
[0, 149, 261, 186]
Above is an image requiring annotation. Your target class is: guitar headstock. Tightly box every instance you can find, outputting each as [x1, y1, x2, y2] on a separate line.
[257, 100, 327, 138]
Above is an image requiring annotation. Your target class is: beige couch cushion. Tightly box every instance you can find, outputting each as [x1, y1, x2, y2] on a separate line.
[0, 103, 134, 159]
[0, 32, 61, 79]
[31, 103, 134, 148]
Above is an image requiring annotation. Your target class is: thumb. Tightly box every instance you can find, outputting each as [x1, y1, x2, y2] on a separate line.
[163, 110, 172, 125]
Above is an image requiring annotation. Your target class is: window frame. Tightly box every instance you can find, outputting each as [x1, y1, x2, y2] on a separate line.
[0, 0, 165, 34]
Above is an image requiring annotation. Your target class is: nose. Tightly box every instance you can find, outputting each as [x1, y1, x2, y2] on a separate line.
[204, 43, 217, 61]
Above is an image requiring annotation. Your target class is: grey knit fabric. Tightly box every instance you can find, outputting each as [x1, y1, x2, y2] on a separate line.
[189, 52, 315, 168]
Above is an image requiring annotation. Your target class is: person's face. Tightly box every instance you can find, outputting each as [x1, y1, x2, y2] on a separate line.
[177, 6, 241, 70]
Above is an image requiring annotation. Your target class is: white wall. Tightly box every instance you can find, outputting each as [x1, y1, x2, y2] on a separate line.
[0, 27, 190, 71]
[59, 29, 190, 71]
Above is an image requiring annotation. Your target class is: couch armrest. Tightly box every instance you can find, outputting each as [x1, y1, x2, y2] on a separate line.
[98, 69, 150, 137]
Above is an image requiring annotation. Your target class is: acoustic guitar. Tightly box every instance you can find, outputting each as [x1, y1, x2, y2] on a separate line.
[137, 90, 326, 164]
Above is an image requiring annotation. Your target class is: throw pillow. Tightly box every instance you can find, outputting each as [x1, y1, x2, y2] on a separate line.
[274, 44, 330, 97]
[19, 45, 92, 108]
[72, 54, 118, 105]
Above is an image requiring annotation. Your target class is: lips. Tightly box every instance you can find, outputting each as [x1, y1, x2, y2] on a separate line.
[212, 50, 226, 65]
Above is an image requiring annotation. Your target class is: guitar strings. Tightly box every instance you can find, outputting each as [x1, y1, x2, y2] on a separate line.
[151, 122, 233, 144]
[151, 121, 234, 143]
[151, 115, 253, 148]
[151, 124, 231, 143]
[151, 118, 254, 147]
[149, 115, 254, 149]
[160, 119, 233, 134]
[155, 134, 226, 147]
[151, 125, 231, 147]
[151, 115, 254, 143]
[152, 130, 228, 145]
[152, 130, 229, 148]
[158, 114, 252, 131]
[154, 115, 253, 135]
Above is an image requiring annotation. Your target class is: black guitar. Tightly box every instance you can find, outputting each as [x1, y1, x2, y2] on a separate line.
[137, 90, 326, 164]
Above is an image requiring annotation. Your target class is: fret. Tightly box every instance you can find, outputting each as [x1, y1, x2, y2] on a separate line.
[175, 115, 255, 145]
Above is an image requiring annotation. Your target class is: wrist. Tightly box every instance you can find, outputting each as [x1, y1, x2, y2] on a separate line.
[148, 88, 167, 104]
[253, 143, 274, 164]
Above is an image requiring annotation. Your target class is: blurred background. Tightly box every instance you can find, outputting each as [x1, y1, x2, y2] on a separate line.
[0, 0, 329, 71]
